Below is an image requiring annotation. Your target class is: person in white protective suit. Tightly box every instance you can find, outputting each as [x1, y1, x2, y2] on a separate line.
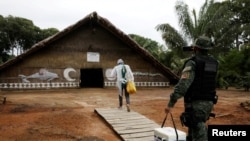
[111, 58, 134, 112]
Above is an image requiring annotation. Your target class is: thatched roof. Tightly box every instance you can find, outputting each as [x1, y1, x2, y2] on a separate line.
[0, 11, 179, 84]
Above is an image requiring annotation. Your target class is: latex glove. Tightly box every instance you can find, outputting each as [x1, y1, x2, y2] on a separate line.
[120, 78, 127, 84]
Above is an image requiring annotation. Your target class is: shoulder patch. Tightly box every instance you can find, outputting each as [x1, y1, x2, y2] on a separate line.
[181, 66, 191, 79]
[181, 72, 190, 79]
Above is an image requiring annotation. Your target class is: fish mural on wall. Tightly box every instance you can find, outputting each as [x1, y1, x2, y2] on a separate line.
[19, 68, 59, 83]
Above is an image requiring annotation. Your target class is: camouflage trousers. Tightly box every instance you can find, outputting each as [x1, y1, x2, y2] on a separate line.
[187, 122, 208, 141]
[185, 101, 213, 141]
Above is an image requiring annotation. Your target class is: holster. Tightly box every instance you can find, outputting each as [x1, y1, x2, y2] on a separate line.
[180, 111, 197, 127]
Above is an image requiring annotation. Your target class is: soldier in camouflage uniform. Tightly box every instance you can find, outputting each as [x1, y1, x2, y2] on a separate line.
[165, 36, 219, 141]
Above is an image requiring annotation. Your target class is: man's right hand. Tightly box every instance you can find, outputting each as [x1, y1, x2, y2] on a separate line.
[165, 106, 172, 114]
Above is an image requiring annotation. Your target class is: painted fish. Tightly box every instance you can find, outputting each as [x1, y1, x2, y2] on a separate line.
[19, 69, 59, 83]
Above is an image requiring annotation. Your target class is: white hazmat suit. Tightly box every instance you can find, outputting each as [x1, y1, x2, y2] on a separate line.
[111, 59, 134, 111]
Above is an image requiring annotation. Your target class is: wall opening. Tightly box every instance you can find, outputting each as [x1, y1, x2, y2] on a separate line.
[80, 68, 104, 88]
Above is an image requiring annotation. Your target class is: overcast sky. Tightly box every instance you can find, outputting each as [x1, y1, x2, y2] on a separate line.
[0, 0, 208, 45]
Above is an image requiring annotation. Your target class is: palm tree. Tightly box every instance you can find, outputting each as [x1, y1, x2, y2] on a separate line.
[156, 0, 250, 89]
[156, 0, 218, 71]
[156, 0, 219, 51]
[155, 0, 239, 64]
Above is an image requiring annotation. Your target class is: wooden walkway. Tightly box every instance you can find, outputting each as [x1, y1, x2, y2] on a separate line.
[94, 108, 161, 141]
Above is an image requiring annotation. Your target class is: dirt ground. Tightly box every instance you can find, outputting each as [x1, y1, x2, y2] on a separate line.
[0, 87, 249, 141]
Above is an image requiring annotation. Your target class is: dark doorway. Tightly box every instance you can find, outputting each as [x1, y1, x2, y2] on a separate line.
[80, 68, 104, 88]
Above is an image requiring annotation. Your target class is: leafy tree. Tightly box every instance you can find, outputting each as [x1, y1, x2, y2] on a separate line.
[155, 0, 219, 71]
[0, 15, 11, 62]
[0, 15, 59, 63]
[3, 16, 39, 55]
[129, 34, 188, 75]
[156, 0, 212, 48]
[129, 34, 166, 60]
[156, 0, 250, 56]
[198, 0, 250, 53]
[229, 0, 250, 46]
[38, 28, 59, 41]
[217, 46, 250, 88]
[155, 23, 187, 58]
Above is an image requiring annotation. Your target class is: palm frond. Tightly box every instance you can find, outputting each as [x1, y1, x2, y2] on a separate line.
[175, 0, 194, 40]
[155, 23, 187, 49]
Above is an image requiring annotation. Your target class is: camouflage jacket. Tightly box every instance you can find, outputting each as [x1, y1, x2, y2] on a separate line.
[168, 53, 217, 108]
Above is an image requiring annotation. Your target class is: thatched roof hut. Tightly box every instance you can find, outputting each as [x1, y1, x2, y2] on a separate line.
[0, 11, 179, 90]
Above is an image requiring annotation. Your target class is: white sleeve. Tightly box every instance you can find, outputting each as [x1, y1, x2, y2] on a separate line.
[110, 66, 117, 78]
[126, 65, 134, 81]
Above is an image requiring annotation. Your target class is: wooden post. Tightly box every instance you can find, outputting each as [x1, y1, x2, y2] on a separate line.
[3, 96, 6, 104]
[1, 96, 6, 104]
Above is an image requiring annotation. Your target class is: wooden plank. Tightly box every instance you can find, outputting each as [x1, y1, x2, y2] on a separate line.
[113, 123, 159, 131]
[95, 108, 125, 113]
[117, 126, 156, 134]
[104, 112, 143, 117]
[97, 110, 140, 117]
[124, 136, 154, 141]
[96, 109, 142, 120]
[125, 136, 154, 141]
[107, 117, 152, 124]
[105, 114, 147, 120]
[120, 131, 154, 139]
[101, 113, 139, 118]
[112, 121, 158, 128]
[95, 108, 160, 141]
